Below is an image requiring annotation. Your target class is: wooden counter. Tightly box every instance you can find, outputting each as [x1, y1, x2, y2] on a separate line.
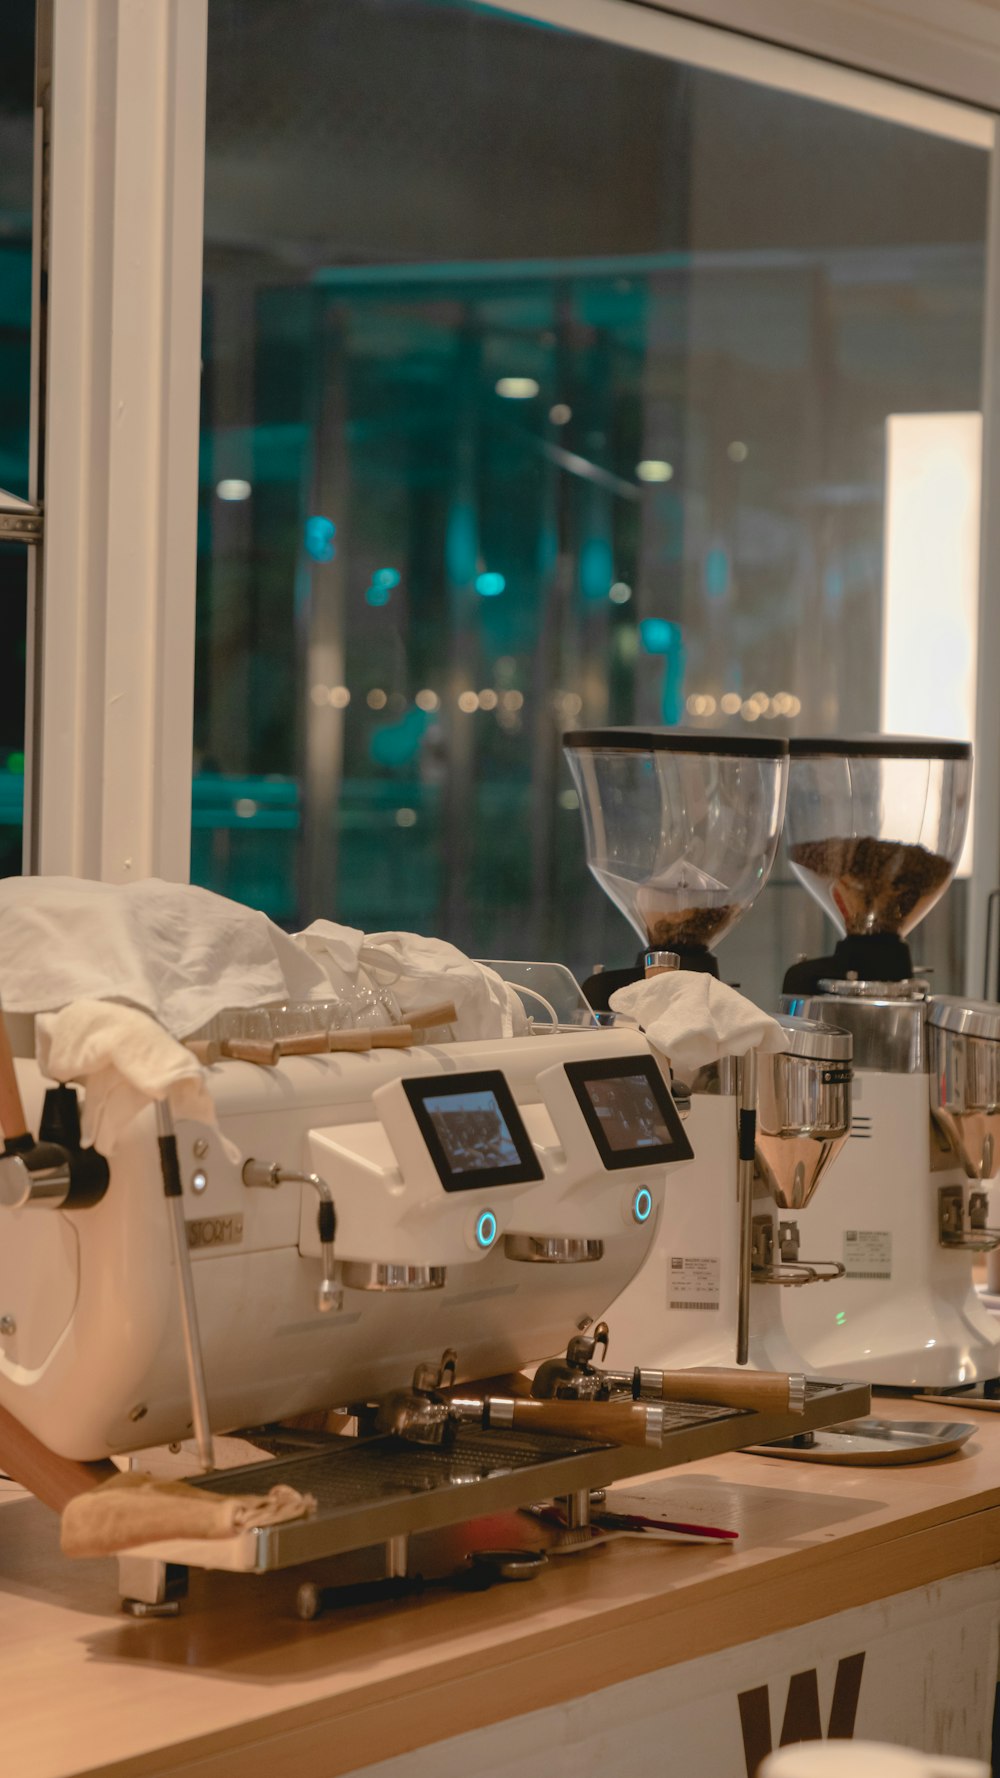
[3, 1398, 1000, 1778]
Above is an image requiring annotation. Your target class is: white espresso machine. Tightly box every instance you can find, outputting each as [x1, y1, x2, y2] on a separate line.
[0, 933, 868, 1612]
[562, 730, 852, 1376]
[779, 736, 1000, 1390]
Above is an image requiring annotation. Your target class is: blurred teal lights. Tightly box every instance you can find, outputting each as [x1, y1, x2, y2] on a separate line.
[476, 571, 506, 597]
[704, 546, 730, 600]
[639, 618, 681, 654]
[368, 707, 431, 767]
[305, 515, 336, 562]
[581, 536, 613, 601]
[639, 619, 686, 724]
[365, 568, 401, 608]
[446, 504, 477, 584]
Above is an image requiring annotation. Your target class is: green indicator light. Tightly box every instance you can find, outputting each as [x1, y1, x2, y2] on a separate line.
[835, 1311, 846, 1326]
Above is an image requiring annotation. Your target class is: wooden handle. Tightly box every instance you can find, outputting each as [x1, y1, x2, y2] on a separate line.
[222, 1039, 279, 1067]
[655, 1368, 801, 1414]
[0, 1399, 115, 1512]
[507, 1396, 656, 1448]
[184, 1038, 222, 1066]
[406, 1001, 458, 1031]
[0, 1011, 29, 1143]
[274, 1032, 330, 1058]
[327, 1030, 373, 1053]
[369, 1026, 414, 1049]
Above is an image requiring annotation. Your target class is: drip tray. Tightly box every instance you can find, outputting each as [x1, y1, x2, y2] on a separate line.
[131, 1379, 870, 1576]
[751, 1416, 976, 1466]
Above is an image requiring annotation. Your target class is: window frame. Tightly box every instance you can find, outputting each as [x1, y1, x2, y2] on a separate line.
[33, 0, 1000, 995]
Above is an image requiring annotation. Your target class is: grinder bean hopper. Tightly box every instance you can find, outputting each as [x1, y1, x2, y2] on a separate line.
[780, 736, 1000, 1389]
[564, 730, 788, 1004]
[562, 729, 851, 1375]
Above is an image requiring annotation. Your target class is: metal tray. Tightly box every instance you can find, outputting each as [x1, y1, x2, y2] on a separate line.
[130, 1377, 870, 1576]
[751, 1416, 976, 1466]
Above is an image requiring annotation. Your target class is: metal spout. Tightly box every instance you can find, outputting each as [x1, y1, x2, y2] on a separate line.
[754, 1019, 853, 1211]
[503, 1234, 604, 1264]
[341, 1261, 447, 1292]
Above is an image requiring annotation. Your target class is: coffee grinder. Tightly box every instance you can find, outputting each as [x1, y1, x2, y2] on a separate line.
[563, 730, 851, 1373]
[780, 735, 1000, 1389]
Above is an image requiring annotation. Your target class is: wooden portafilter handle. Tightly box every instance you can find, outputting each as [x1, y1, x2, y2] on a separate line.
[0, 1004, 29, 1146]
[482, 1395, 664, 1449]
[635, 1367, 806, 1415]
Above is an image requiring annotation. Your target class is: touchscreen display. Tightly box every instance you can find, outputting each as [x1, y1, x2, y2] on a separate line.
[402, 1070, 545, 1191]
[423, 1089, 521, 1175]
[564, 1055, 693, 1171]
[583, 1073, 672, 1152]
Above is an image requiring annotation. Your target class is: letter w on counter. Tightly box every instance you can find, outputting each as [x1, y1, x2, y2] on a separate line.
[739, 1652, 865, 1777]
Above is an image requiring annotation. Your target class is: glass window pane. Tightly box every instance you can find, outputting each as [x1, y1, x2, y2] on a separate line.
[0, 0, 34, 876]
[197, 0, 987, 999]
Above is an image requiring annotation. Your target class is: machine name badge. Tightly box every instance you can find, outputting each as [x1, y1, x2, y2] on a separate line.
[187, 1214, 245, 1250]
[668, 1255, 720, 1310]
[843, 1229, 891, 1280]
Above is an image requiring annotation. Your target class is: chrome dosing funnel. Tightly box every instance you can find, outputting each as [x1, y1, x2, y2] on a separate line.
[563, 730, 788, 959]
[755, 1017, 853, 1211]
[928, 997, 1000, 1182]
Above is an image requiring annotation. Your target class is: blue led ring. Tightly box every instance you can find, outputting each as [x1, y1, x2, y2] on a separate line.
[475, 1209, 498, 1249]
[633, 1187, 653, 1225]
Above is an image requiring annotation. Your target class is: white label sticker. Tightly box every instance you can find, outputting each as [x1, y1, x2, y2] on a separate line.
[668, 1255, 720, 1311]
[843, 1229, 892, 1280]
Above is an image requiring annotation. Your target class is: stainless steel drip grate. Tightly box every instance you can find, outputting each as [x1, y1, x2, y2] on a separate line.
[166, 1378, 870, 1576]
[196, 1405, 747, 1515]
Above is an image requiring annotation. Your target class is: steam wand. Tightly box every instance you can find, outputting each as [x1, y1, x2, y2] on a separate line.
[735, 1048, 758, 1366]
[156, 1101, 215, 1473]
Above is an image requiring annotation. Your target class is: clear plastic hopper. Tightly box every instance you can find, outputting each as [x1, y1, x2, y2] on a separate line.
[785, 738, 972, 941]
[563, 731, 788, 957]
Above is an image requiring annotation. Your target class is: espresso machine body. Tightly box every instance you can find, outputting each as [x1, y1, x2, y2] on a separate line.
[0, 1027, 693, 1460]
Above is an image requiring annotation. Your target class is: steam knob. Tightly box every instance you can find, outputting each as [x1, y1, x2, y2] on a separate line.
[0, 1143, 72, 1209]
[0, 1113, 109, 1211]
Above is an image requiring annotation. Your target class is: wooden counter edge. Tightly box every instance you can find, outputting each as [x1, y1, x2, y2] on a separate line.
[67, 1500, 1000, 1778]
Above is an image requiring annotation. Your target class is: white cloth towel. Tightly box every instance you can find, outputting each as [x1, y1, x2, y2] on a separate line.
[296, 922, 526, 1040]
[0, 876, 326, 1037]
[35, 1000, 224, 1156]
[609, 972, 788, 1076]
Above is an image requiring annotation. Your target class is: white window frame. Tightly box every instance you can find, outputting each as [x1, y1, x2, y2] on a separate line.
[31, 0, 1000, 994]
[29, 0, 207, 885]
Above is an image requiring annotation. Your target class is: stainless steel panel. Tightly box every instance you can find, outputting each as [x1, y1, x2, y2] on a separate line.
[929, 1018, 1000, 1180]
[775, 1014, 852, 1061]
[781, 992, 926, 1074]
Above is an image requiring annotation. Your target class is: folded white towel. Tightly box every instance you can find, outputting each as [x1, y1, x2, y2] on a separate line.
[35, 1000, 223, 1155]
[609, 972, 788, 1076]
[296, 922, 526, 1040]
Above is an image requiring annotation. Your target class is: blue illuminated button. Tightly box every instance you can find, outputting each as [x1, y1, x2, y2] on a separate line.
[633, 1187, 653, 1225]
[475, 1209, 498, 1249]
